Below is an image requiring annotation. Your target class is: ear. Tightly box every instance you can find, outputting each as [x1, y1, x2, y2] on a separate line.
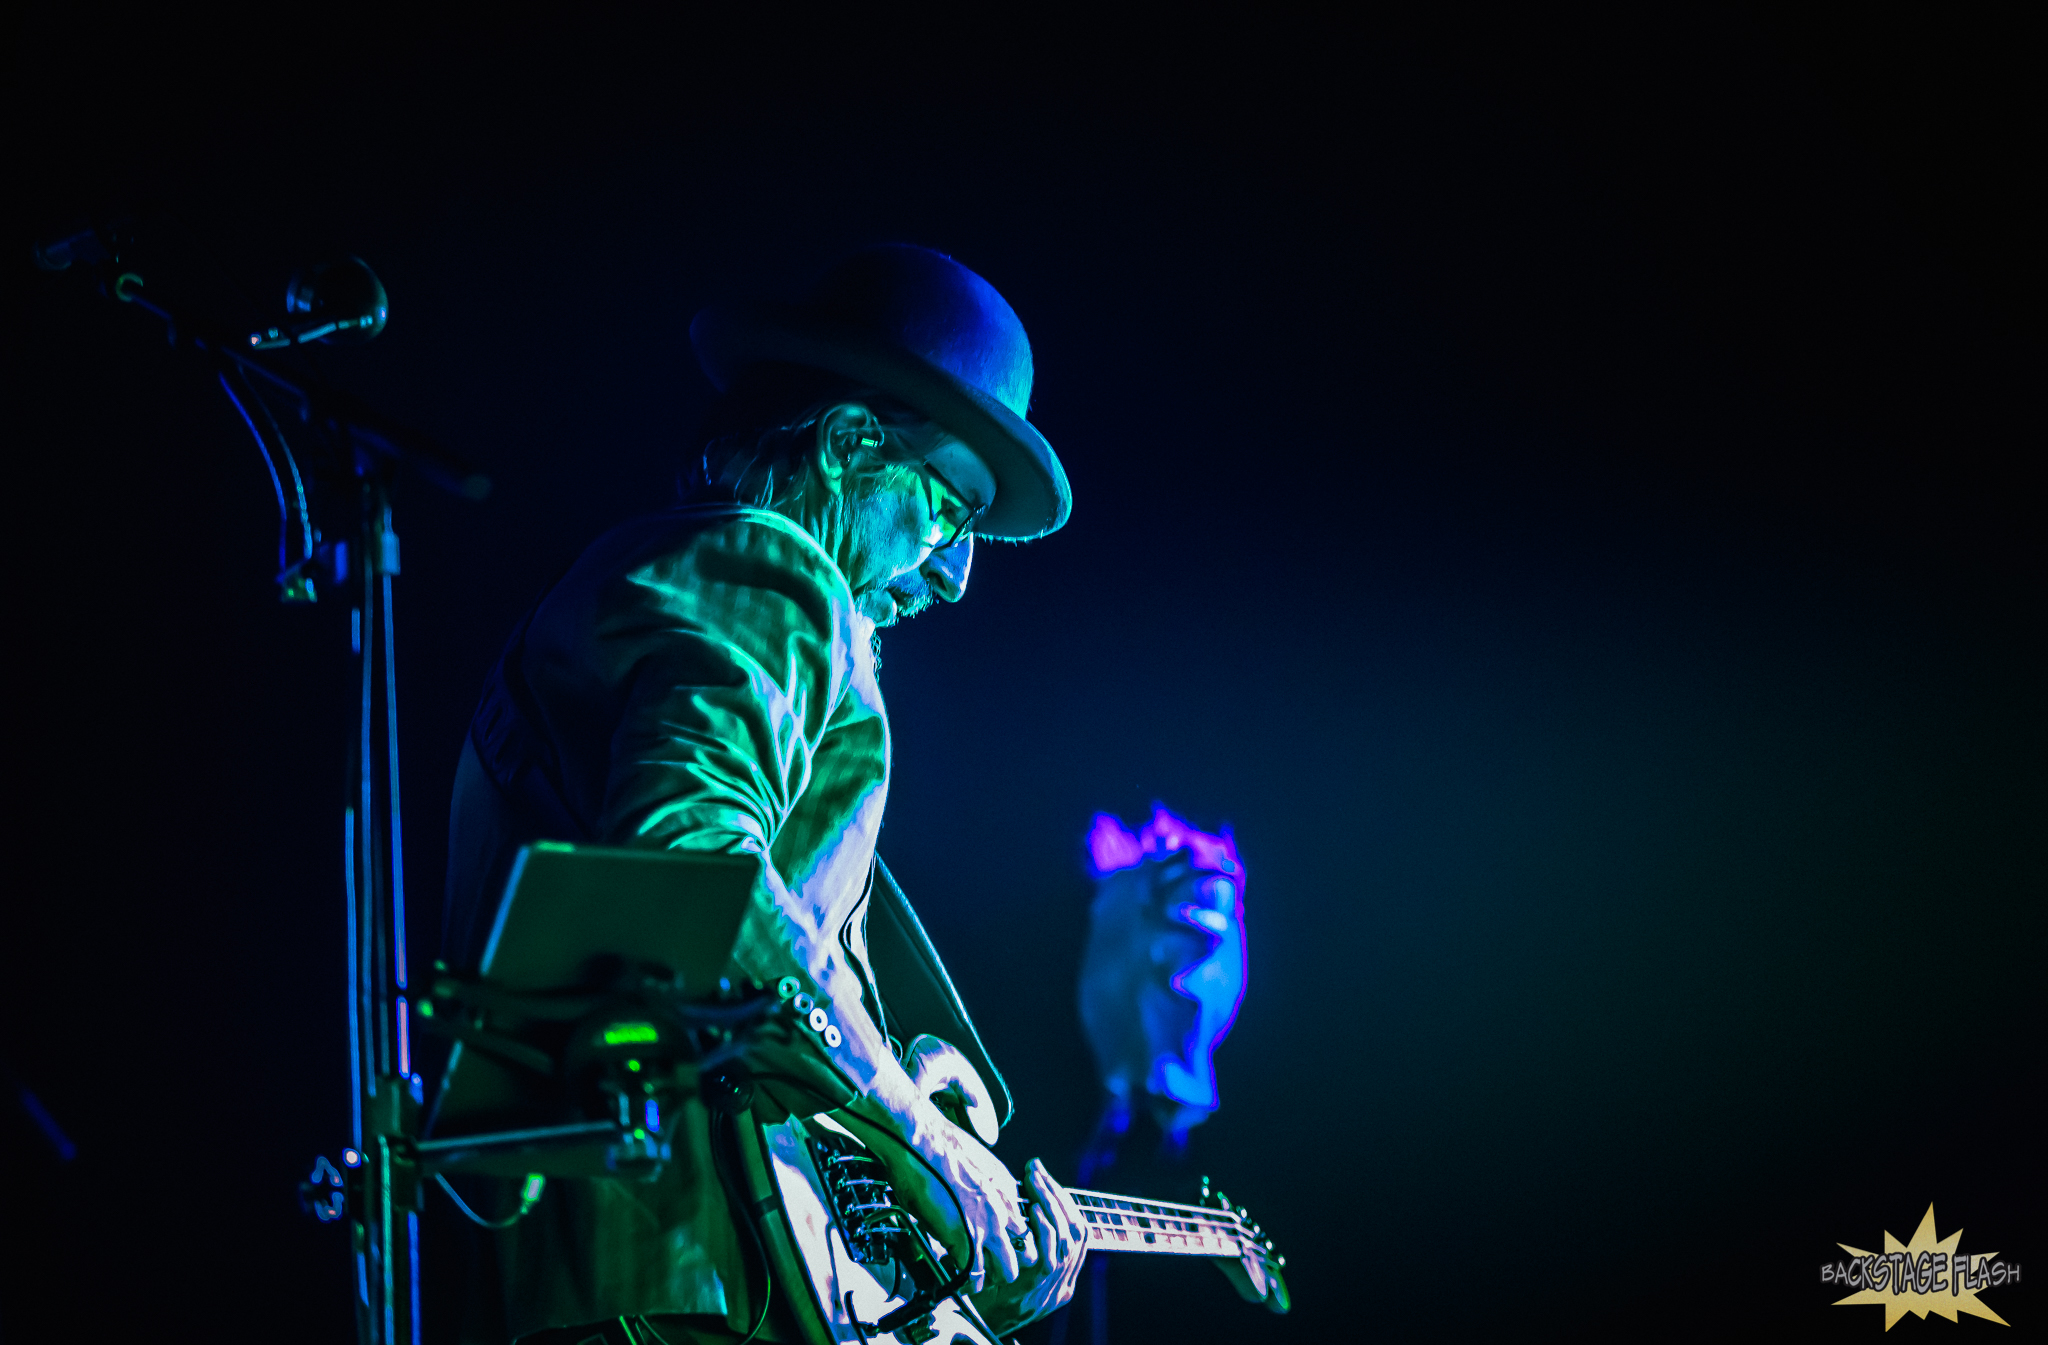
[811, 402, 879, 497]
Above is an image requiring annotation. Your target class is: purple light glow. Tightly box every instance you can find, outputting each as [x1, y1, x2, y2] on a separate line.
[1081, 804, 1249, 1126]
[1086, 813, 1144, 873]
[1088, 805, 1241, 878]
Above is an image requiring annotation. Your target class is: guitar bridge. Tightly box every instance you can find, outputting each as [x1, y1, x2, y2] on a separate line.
[774, 1120, 974, 1340]
[808, 1131, 908, 1267]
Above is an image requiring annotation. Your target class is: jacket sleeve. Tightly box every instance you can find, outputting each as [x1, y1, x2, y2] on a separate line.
[576, 514, 918, 1112]
[593, 515, 848, 861]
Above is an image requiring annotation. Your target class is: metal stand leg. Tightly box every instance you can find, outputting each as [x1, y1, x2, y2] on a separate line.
[346, 487, 422, 1345]
[34, 238, 490, 1345]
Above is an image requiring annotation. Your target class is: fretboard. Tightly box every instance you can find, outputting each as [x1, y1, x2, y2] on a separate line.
[1064, 1188, 1269, 1264]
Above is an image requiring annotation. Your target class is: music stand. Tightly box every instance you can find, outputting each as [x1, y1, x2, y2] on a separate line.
[418, 842, 759, 1178]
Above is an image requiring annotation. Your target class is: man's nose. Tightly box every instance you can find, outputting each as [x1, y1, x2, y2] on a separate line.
[921, 536, 972, 602]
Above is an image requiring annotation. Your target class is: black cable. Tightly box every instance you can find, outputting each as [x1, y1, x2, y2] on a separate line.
[216, 368, 290, 573]
[710, 1110, 774, 1345]
[626, 1316, 670, 1345]
[216, 362, 317, 585]
[431, 1172, 528, 1230]
[955, 1292, 1007, 1342]
[243, 375, 316, 566]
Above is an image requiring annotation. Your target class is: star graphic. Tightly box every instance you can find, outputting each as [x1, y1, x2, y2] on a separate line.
[1834, 1204, 2010, 1330]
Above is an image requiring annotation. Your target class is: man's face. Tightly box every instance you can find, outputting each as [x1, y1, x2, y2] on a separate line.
[868, 535, 971, 628]
[846, 421, 993, 628]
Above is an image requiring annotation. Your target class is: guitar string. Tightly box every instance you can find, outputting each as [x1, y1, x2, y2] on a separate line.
[1064, 1190, 1279, 1266]
[1067, 1190, 1254, 1229]
[1071, 1213, 1265, 1243]
[1074, 1224, 1274, 1259]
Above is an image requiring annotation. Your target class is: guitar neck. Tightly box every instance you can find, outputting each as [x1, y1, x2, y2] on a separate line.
[1063, 1187, 1268, 1264]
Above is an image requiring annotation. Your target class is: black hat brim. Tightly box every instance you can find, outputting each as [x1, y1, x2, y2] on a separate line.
[691, 302, 1071, 541]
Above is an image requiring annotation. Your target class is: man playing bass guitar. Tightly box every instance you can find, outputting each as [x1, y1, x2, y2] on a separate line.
[440, 245, 1088, 1343]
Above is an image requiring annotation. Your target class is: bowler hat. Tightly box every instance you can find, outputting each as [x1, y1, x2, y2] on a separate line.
[690, 245, 1070, 541]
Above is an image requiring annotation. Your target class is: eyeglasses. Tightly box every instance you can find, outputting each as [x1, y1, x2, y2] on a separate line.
[837, 416, 988, 549]
[919, 460, 987, 551]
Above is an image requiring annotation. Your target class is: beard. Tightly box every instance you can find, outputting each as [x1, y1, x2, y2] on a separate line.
[860, 569, 935, 628]
[856, 572, 935, 673]
[843, 468, 943, 629]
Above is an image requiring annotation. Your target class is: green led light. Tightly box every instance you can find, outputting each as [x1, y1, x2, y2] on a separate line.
[416, 1000, 435, 1018]
[625, 1059, 642, 1072]
[601, 1022, 659, 1046]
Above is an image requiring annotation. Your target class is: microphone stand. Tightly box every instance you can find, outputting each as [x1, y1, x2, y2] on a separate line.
[35, 230, 490, 1345]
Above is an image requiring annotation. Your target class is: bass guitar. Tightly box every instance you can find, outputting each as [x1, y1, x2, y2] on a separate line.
[738, 1108, 1290, 1345]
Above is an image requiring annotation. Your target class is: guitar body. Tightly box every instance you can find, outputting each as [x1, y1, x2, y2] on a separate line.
[757, 1114, 1000, 1345]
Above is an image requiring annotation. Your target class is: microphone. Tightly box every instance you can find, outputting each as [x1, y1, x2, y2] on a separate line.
[35, 231, 489, 500]
[250, 257, 389, 349]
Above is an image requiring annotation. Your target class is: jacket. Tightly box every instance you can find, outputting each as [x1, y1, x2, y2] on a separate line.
[440, 505, 1005, 1337]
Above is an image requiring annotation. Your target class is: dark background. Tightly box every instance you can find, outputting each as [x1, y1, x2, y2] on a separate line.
[3, 7, 2039, 1342]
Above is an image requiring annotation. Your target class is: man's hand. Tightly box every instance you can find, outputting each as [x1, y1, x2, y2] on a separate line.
[970, 1158, 1089, 1333]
